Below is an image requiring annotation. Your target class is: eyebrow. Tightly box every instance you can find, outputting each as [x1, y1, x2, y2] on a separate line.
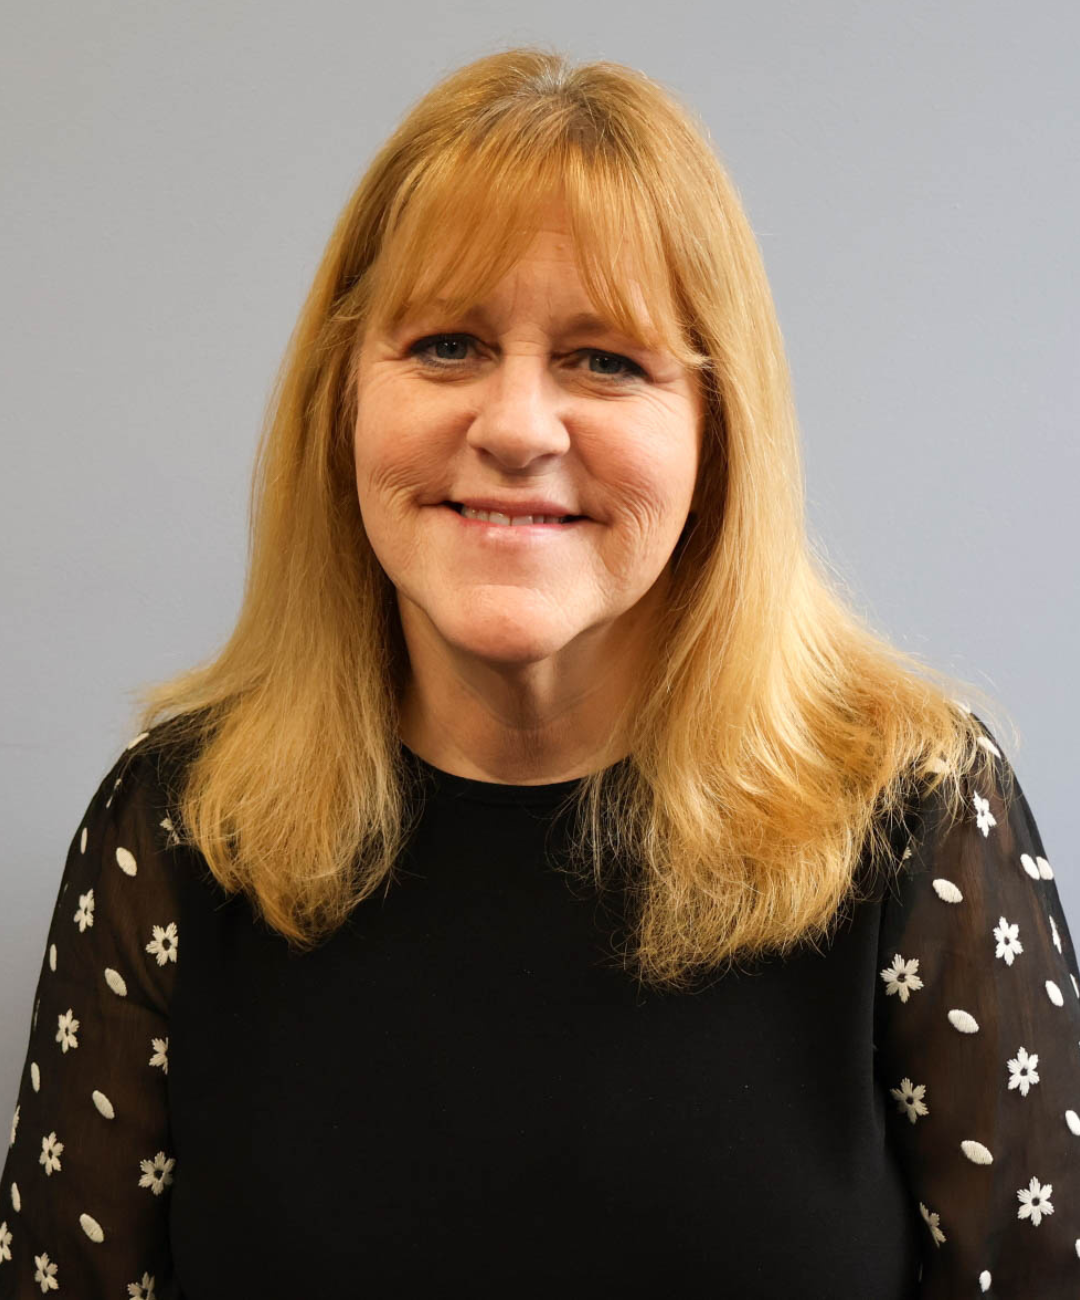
[418, 300, 661, 350]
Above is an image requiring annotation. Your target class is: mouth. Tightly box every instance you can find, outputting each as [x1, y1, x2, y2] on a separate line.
[442, 502, 587, 525]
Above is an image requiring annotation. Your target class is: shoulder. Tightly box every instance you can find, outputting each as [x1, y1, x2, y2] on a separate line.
[76, 722, 194, 869]
[899, 712, 1019, 874]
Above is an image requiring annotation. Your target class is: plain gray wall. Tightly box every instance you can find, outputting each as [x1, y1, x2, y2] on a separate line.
[2, 0, 1076, 1126]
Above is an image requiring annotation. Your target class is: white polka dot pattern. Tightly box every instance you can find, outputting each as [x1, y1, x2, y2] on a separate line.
[1, 719, 1077, 1295]
[0, 738, 178, 1295]
[877, 719, 1080, 1293]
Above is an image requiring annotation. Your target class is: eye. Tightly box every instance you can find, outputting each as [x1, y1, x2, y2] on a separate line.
[407, 334, 647, 383]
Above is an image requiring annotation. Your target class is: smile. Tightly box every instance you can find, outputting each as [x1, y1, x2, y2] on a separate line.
[440, 503, 587, 533]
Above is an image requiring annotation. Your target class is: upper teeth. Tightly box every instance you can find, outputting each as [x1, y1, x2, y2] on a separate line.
[459, 505, 571, 525]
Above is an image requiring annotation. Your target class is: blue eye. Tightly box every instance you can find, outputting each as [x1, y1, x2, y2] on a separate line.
[407, 334, 645, 383]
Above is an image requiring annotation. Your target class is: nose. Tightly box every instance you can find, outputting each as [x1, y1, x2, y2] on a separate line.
[464, 356, 572, 470]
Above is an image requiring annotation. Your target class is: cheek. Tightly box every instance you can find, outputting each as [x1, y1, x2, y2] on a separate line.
[596, 439, 697, 536]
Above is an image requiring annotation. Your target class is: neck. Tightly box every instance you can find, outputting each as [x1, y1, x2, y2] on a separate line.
[396, 587, 664, 785]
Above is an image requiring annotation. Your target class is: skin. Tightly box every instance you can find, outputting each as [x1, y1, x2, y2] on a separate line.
[353, 206, 705, 784]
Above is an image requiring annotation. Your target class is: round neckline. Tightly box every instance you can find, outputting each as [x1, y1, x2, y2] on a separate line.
[399, 741, 594, 807]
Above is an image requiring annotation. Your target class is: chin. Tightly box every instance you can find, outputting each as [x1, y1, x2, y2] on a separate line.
[434, 603, 578, 666]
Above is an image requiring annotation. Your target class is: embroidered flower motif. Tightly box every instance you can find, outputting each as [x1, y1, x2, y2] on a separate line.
[145, 922, 178, 966]
[74, 888, 95, 933]
[1007, 1046, 1040, 1097]
[1049, 913, 1062, 954]
[149, 1037, 169, 1075]
[39, 1131, 63, 1176]
[33, 1251, 59, 1291]
[55, 1009, 79, 1053]
[880, 954, 925, 1003]
[890, 1078, 929, 1124]
[919, 1201, 946, 1245]
[0, 1219, 12, 1263]
[160, 814, 181, 851]
[1017, 1176, 1054, 1226]
[973, 791, 997, 837]
[993, 917, 1023, 966]
[128, 1271, 157, 1299]
[9, 1104, 17, 1148]
[138, 1151, 176, 1196]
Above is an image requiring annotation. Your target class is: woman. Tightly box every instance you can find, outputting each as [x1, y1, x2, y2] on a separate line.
[2, 46, 1077, 1299]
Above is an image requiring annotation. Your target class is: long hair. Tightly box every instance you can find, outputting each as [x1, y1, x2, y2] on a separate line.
[127, 44, 1012, 991]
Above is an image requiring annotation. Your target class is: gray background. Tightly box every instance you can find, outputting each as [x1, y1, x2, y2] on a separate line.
[2, 0, 1076, 1122]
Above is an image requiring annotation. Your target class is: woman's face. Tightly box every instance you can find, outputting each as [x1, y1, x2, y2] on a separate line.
[353, 211, 705, 672]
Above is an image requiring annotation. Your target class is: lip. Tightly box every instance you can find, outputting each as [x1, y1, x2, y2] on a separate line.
[444, 497, 584, 519]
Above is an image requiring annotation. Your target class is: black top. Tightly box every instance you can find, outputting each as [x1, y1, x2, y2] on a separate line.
[3, 719, 1080, 1298]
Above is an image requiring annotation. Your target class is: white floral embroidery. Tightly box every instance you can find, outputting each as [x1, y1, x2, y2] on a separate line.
[890, 1078, 929, 1124]
[39, 1131, 63, 1176]
[0, 1218, 11, 1263]
[34, 1251, 58, 1291]
[919, 1201, 946, 1245]
[138, 1151, 176, 1196]
[973, 791, 996, 837]
[993, 917, 1023, 966]
[9, 1104, 17, 1148]
[880, 954, 924, 1003]
[56, 1008, 79, 1053]
[1017, 1176, 1054, 1226]
[128, 1271, 157, 1298]
[145, 922, 178, 966]
[1007, 1046, 1040, 1096]
[74, 888, 95, 932]
[160, 814, 181, 851]
[149, 1037, 169, 1075]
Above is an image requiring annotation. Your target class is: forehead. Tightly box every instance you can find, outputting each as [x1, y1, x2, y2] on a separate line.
[359, 179, 707, 373]
[390, 245, 664, 353]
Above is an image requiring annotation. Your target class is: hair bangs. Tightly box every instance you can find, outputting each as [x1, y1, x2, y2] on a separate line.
[363, 133, 707, 375]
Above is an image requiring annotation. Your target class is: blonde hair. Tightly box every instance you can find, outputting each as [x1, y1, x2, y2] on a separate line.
[127, 44, 1013, 991]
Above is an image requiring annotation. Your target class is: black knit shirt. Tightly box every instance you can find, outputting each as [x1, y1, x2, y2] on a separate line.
[3, 722, 1079, 1297]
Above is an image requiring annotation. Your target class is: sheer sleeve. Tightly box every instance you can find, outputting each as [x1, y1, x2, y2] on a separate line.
[876, 718, 1080, 1296]
[0, 736, 181, 1299]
